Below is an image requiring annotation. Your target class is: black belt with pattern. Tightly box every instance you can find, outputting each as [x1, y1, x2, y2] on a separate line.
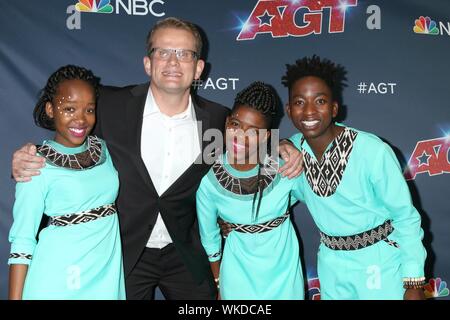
[49, 204, 117, 227]
[227, 212, 290, 234]
[319, 219, 400, 251]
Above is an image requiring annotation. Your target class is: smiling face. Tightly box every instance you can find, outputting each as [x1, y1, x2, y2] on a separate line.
[225, 105, 270, 165]
[45, 79, 96, 147]
[286, 76, 338, 145]
[143, 27, 204, 96]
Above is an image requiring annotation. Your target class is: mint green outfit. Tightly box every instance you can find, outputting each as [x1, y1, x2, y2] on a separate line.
[196, 154, 304, 300]
[8, 138, 125, 300]
[289, 125, 426, 300]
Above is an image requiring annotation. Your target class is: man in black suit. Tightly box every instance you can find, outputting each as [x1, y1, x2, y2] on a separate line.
[12, 17, 303, 299]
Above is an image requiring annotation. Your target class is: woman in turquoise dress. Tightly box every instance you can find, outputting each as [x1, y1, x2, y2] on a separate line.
[8, 65, 125, 300]
[196, 82, 304, 300]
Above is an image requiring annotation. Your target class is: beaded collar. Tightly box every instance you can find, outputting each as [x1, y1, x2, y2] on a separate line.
[37, 135, 104, 170]
[212, 155, 279, 196]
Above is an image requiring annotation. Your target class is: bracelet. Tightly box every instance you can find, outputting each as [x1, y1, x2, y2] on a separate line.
[403, 277, 426, 289]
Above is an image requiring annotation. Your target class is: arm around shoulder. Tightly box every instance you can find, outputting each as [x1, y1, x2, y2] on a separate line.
[12, 144, 45, 182]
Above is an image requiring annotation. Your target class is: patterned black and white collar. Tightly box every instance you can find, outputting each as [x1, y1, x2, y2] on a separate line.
[212, 154, 279, 195]
[37, 135, 104, 170]
[301, 127, 358, 197]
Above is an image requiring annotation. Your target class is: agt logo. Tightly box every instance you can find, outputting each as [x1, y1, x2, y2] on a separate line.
[413, 16, 450, 36]
[193, 77, 240, 91]
[424, 278, 449, 299]
[404, 136, 450, 180]
[237, 0, 358, 41]
[75, 0, 165, 16]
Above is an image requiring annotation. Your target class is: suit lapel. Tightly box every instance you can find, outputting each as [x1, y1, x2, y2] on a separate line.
[126, 83, 158, 196]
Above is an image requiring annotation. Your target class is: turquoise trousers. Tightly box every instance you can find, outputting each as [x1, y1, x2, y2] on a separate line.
[318, 241, 405, 300]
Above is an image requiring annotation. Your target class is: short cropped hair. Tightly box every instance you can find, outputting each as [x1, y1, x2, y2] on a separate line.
[146, 17, 203, 57]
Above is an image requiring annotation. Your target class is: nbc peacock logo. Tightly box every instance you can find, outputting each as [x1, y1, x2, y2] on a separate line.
[424, 278, 449, 299]
[413, 16, 439, 35]
[75, 0, 113, 14]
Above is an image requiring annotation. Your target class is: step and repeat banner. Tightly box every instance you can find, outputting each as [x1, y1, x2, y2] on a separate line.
[0, 0, 449, 299]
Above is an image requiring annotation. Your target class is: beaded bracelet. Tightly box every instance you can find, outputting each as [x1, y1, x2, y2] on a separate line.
[403, 277, 426, 289]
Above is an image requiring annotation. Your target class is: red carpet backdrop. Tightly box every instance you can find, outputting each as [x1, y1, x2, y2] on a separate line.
[0, 0, 449, 299]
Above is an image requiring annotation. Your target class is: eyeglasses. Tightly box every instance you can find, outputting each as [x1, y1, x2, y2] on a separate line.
[149, 48, 198, 62]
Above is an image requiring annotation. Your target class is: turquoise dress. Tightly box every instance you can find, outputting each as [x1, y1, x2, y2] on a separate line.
[8, 137, 125, 300]
[196, 153, 304, 300]
[289, 124, 426, 299]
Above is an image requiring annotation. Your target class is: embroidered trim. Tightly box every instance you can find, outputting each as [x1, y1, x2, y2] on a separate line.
[319, 220, 399, 251]
[212, 156, 279, 195]
[226, 212, 290, 234]
[9, 253, 32, 260]
[302, 128, 358, 197]
[384, 238, 400, 248]
[208, 252, 221, 259]
[49, 204, 117, 227]
[37, 135, 103, 170]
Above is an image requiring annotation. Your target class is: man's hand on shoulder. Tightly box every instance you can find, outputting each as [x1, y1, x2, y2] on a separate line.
[278, 140, 304, 179]
[12, 143, 45, 182]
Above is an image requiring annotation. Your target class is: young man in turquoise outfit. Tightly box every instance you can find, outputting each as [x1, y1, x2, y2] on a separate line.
[284, 55, 427, 300]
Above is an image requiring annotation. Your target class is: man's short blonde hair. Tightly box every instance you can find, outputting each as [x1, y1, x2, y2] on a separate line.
[146, 17, 203, 57]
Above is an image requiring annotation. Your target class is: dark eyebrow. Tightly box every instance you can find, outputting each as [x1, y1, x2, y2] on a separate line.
[229, 116, 263, 130]
[292, 92, 329, 99]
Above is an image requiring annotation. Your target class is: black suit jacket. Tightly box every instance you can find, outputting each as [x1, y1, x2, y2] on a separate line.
[94, 83, 229, 283]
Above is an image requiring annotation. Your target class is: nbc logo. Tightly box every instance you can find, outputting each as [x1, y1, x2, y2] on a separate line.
[76, 0, 113, 13]
[74, 0, 165, 16]
[424, 278, 449, 299]
[67, 0, 165, 30]
[413, 16, 450, 36]
[413, 16, 438, 35]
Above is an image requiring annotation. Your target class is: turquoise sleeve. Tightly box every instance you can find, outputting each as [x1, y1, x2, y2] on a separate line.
[8, 173, 47, 265]
[196, 178, 222, 262]
[290, 175, 305, 203]
[286, 133, 306, 203]
[370, 142, 427, 278]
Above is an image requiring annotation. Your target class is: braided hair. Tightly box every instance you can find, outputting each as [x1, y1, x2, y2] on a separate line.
[233, 81, 278, 128]
[232, 81, 279, 221]
[33, 65, 100, 130]
[281, 55, 347, 102]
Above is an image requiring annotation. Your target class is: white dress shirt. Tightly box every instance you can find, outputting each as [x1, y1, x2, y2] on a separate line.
[141, 89, 201, 249]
